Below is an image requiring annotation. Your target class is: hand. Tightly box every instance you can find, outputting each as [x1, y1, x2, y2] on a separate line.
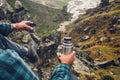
[57, 51, 76, 65]
[11, 21, 34, 31]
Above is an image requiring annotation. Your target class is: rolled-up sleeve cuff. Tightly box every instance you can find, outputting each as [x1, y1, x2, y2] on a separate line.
[56, 63, 71, 71]
[0, 23, 12, 36]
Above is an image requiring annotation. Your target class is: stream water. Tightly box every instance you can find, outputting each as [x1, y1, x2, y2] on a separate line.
[57, 0, 101, 32]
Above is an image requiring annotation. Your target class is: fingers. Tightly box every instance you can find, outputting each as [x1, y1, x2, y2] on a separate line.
[24, 24, 33, 31]
[22, 21, 34, 30]
[22, 21, 32, 23]
[57, 51, 76, 59]
[71, 51, 76, 56]
[70, 51, 76, 61]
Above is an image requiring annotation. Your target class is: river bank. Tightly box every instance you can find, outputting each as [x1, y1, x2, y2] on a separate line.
[57, 0, 101, 32]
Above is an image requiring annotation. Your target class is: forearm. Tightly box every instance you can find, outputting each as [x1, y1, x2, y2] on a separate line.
[50, 63, 71, 80]
[0, 22, 12, 36]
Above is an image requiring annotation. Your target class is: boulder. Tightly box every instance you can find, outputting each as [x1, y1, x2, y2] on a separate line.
[37, 40, 57, 66]
[37, 31, 61, 66]
[0, 0, 28, 22]
[10, 7, 28, 23]
[15, 0, 23, 10]
[0, 0, 13, 20]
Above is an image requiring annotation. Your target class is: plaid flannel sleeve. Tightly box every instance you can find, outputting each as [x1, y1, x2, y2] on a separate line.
[50, 63, 71, 80]
[0, 49, 39, 80]
[0, 22, 12, 36]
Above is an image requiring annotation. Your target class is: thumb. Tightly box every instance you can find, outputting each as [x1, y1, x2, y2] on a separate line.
[57, 53, 62, 57]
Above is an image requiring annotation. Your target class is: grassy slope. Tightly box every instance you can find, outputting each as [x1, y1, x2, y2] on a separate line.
[44, 0, 70, 9]
[68, 1, 120, 80]
[7, 0, 70, 37]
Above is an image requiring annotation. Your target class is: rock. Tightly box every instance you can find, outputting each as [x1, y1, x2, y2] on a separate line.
[81, 43, 95, 49]
[49, 31, 61, 44]
[94, 58, 102, 63]
[76, 51, 97, 71]
[114, 0, 120, 3]
[114, 44, 120, 48]
[110, 37, 115, 41]
[100, 0, 109, 7]
[75, 27, 83, 34]
[117, 57, 120, 63]
[91, 29, 97, 34]
[99, 37, 108, 42]
[0, 8, 5, 19]
[80, 35, 90, 41]
[22, 33, 30, 43]
[114, 50, 120, 54]
[84, 27, 89, 32]
[38, 40, 56, 66]
[15, 0, 23, 10]
[97, 49, 103, 57]
[82, 51, 93, 62]
[111, 16, 118, 25]
[10, 7, 28, 22]
[73, 58, 91, 74]
[102, 75, 114, 80]
[0, 0, 13, 20]
[37, 31, 61, 67]
[108, 25, 117, 34]
[30, 33, 41, 44]
[117, 19, 120, 24]
[0, 0, 29, 22]
[103, 15, 110, 20]
[95, 60, 116, 68]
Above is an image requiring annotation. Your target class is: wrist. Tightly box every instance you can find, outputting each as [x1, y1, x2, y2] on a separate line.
[61, 61, 70, 65]
[59, 63, 71, 70]
[11, 24, 16, 30]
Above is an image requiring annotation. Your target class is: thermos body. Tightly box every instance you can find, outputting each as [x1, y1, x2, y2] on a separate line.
[57, 37, 73, 54]
[62, 44, 73, 54]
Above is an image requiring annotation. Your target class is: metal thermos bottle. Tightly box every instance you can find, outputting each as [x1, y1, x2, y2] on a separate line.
[62, 37, 73, 54]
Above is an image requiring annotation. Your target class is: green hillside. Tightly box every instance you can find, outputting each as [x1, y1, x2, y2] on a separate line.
[6, 0, 71, 37]
[42, 0, 70, 9]
[67, 0, 120, 80]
